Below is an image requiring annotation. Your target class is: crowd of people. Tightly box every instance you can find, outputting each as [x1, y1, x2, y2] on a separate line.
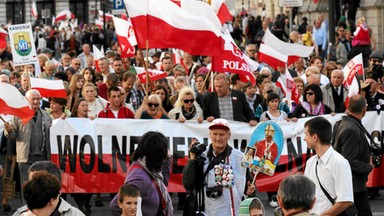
[0, 7, 383, 216]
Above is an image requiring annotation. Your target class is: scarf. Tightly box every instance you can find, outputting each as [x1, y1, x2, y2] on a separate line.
[181, 105, 196, 120]
[137, 158, 173, 216]
[302, 101, 325, 116]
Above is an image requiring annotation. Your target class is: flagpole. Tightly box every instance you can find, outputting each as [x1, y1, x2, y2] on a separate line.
[0, 116, 6, 124]
[145, 40, 150, 95]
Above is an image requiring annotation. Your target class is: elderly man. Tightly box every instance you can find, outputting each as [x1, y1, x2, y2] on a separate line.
[98, 57, 111, 82]
[333, 95, 375, 215]
[71, 58, 82, 73]
[321, 69, 348, 113]
[4, 90, 52, 186]
[77, 43, 93, 69]
[245, 44, 257, 60]
[183, 119, 255, 215]
[38, 60, 56, 80]
[302, 66, 329, 86]
[304, 117, 354, 215]
[277, 174, 316, 216]
[57, 53, 72, 73]
[203, 74, 257, 126]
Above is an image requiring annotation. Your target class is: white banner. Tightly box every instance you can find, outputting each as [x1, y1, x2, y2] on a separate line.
[8, 23, 38, 66]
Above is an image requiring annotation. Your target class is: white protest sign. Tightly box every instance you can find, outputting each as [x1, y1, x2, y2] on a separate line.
[8, 23, 38, 66]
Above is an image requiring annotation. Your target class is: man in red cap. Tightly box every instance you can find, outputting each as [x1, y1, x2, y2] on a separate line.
[183, 118, 255, 215]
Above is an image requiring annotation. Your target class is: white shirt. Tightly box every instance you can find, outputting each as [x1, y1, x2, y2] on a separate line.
[304, 146, 354, 215]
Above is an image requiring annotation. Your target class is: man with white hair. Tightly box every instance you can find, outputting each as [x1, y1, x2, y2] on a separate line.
[38, 60, 56, 80]
[321, 69, 348, 113]
[0, 73, 10, 83]
[4, 89, 52, 186]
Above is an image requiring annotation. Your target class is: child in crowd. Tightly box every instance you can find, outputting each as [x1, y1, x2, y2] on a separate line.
[118, 184, 142, 216]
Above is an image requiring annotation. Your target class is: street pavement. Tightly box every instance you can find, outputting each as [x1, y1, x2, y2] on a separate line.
[2, 189, 384, 215]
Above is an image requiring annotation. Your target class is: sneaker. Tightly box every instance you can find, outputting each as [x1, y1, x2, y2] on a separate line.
[269, 200, 279, 208]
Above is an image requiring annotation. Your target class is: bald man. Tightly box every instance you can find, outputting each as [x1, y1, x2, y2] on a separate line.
[203, 74, 257, 126]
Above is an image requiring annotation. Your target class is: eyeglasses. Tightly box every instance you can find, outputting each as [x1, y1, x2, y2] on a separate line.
[183, 99, 194, 103]
[372, 60, 381, 64]
[306, 92, 314, 95]
[247, 49, 256, 52]
[148, 103, 159, 107]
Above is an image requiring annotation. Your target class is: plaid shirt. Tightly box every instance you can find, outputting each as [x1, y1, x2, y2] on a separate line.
[125, 88, 143, 111]
[218, 95, 234, 121]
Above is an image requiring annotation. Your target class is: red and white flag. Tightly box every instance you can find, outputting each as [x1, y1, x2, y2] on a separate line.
[210, 0, 233, 24]
[32, 1, 38, 19]
[30, 78, 67, 99]
[275, 68, 300, 104]
[179, 0, 222, 31]
[55, 9, 71, 22]
[135, 67, 167, 83]
[95, 18, 103, 29]
[0, 83, 34, 124]
[113, 16, 136, 58]
[212, 32, 258, 85]
[0, 27, 8, 49]
[98, 10, 114, 22]
[343, 53, 363, 106]
[258, 43, 288, 70]
[263, 28, 314, 65]
[93, 45, 105, 72]
[124, 0, 223, 56]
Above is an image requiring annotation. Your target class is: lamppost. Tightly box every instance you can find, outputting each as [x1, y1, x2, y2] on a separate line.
[328, 0, 336, 61]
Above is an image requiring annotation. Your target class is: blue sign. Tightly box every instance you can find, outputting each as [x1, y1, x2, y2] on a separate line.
[113, 0, 125, 10]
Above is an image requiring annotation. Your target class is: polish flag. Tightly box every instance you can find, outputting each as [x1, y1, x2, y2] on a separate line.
[124, 0, 223, 57]
[95, 19, 103, 29]
[211, 32, 258, 85]
[113, 16, 136, 58]
[258, 43, 288, 70]
[179, 0, 222, 31]
[275, 68, 300, 104]
[121, 14, 128, 21]
[172, 49, 189, 74]
[93, 45, 105, 72]
[135, 67, 167, 83]
[0, 27, 8, 49]
[98, 10, 114, 22]
[55, 9, 71, 22]
[29, 78, 67, 99]
[210, 0, 233, 24]
[32, 1, 38, 19]
[343, 53, 363, 107]
[263, 28, 314, 65]
[0, 83, 34, 124]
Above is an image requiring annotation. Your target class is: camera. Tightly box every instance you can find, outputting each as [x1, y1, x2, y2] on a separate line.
[190, 141, 208, 156]
[206, 186, 223, 199]
[370, 145, 382, 167]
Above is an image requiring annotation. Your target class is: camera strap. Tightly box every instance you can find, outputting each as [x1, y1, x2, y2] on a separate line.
[204, 145, 232, 178]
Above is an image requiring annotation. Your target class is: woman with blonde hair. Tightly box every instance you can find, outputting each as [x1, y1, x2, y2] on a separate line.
[168, 87, 203, 123]
[135, 94, 169, 119]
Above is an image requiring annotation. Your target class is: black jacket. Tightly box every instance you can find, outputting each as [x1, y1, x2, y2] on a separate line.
[332, 115, 373, 192]
[203, 90, 256, 123]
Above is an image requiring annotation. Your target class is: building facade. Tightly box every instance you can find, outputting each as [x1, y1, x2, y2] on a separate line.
[0, 0, 112, 26]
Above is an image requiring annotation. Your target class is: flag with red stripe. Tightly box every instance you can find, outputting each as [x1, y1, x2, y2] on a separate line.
[113, 16, 136, 58]
[29, 78, 67, 99]
[135, 67, 167, 83]
[0, 83, 34, 124]
[258, 43, 288, 70]
[124, 0, 223, 56]
[212, 32, 258, 85]
[263, 29, 313, 65]
[343, 53, 363, 107]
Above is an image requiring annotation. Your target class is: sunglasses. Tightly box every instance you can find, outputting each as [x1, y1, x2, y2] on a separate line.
[306, 92, 314, 95]
[148, 103, 159, 107]
[372, 60, 381, 63]
[183, 99, 194, 103]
